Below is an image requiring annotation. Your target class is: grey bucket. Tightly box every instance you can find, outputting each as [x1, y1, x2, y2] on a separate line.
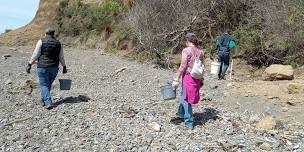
[160, 84, 176, 100]
[59, 79, 72, 90]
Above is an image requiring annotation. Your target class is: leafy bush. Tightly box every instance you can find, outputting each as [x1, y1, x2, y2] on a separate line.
[127, 0, 304, 66]
[4, 29, 12, 33]
[127, 0, 249, 63]
[237, 0, 304, 66]
[56, 0, 123, 36]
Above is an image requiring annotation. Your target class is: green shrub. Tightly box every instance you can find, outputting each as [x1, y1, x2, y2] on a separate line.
[59, 0, 68, 9]
[4, 29, 12, 33]
[56, 0, 124, 36]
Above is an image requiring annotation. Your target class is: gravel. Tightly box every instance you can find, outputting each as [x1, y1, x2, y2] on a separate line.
[0, 46, 303, 151]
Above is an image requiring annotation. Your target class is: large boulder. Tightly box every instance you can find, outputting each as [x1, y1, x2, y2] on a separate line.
[263, 64, 294, 81]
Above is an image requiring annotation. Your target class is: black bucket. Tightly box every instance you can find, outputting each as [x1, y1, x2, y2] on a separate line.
[59, 79, 72, 90]
[160, 84, 176, 100]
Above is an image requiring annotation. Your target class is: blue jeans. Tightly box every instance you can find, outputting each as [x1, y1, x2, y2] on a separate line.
[37, 67, 59, 106]
[218, 51, 230, 78]
[176, 80, 193, 128]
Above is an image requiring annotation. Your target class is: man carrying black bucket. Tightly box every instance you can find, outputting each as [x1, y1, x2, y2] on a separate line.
[26, 27, 67, 109]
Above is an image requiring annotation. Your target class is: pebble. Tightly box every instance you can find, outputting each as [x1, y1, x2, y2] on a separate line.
[152, 65, 158, 68]
[5, 79, 12, 85]
[0, 47, 302, 152]
[210, 85, 218, 89]
[227, 83, 233, 87]
[2, 54, 11, 60]
[9, 48, 17, 51]
[259, 142, 272, 151]
[148, 122, 161, 132]
[282, 107, 289, 112]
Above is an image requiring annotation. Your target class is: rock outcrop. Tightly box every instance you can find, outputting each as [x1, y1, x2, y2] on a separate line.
[263, 64, 294, 81]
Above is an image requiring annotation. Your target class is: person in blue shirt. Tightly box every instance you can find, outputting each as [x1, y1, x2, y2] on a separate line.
[215, 28, 236, 80]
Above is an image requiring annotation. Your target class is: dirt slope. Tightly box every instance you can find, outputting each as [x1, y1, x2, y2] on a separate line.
[0, 0, 98, 46]
[0, 0, 60, 46]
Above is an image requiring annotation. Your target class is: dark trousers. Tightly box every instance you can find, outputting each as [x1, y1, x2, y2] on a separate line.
[218, 52, 230, 78]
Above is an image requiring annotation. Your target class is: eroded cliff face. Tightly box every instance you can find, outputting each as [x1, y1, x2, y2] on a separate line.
[0, 0, 98, 46]
[0, 0, 60, 46]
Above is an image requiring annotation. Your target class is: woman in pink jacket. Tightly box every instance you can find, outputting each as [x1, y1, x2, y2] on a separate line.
[172, 33, 205, 129]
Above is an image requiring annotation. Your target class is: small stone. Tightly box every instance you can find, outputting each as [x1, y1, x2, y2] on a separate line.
[2, 54, 11, 60]
[282, 107, 289, 112]
[21, 79, 39, 89]
[3, 54, 12, 58]
[5, 79, 12, 85]
[268, 96, 279, 100]
[275, 120, 285, 130]
[268, 130, 278, 135]
[27, 104, 35, 108]
[210, 85, 218, 89]
[259, 142, 272, 151]
[287, 83, 304, 94]
[9, 48, 17, 51]
[227, 83, 233, 87]
[149, 122, 161, 132]
[115, 67, 127, 74]
[286, 101, 297, 106]
[291, 143, 300, 150]
[152, 65, 158, 68]
[256, 116, 276, 130]
[42, 128, 50, 133]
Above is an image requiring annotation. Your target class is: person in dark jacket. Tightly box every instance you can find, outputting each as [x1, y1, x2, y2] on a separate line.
[26, 28, 67, 109]
[215, 28, 236, 80]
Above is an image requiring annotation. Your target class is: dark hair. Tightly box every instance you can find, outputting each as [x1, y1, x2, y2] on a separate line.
[225, 28, 232, 34]
[188, 36, 199, 46]
[46, 31, 55, 36]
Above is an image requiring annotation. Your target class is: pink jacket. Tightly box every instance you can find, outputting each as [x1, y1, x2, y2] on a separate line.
[178, 46, 205, 74]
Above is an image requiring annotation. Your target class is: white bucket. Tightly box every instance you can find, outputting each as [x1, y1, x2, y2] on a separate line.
[210, 62, 221, 75]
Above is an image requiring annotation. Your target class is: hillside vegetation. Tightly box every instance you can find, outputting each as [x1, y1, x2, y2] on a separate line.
[127, 0, 304, 67]
[0, 0, 303, 67]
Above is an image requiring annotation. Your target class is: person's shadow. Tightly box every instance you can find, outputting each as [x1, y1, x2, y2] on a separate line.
[170, 107, 219, 127]
[193, 107, 219, 126]
[53, 95, 91, 108]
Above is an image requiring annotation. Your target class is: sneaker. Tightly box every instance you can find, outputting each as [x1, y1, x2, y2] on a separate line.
[181, 122, 194, 130]
[45, 104, 53, 110]
[39, 99, 45, 107]
[218, 76, 226, 80]
[175, 113, 184, 119]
